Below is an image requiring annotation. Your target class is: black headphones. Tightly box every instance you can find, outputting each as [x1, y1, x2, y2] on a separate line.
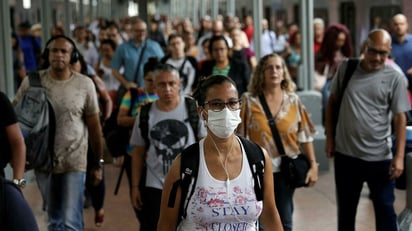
[41, 35, 80, 64]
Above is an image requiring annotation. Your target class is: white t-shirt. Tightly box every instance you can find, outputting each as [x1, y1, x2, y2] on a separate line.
[165, 57, 197, 95]
[178, 137, 263, 230]
[130, 96, 207, 189]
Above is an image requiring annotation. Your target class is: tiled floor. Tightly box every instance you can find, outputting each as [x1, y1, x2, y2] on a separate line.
[24, 161, 407, 231]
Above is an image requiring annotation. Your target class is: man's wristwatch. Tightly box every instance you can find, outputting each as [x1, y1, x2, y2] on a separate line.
[13, 178, 27, 188]
[98, 159, 104, 168]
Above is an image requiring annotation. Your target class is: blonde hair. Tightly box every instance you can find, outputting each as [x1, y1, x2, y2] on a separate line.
[248, 54, 296, 96]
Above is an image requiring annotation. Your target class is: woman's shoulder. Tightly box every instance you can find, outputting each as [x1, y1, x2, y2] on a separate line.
[284, 91, 300, 103]
[241, 92, 257, 101]
[242, 92, 263, 108]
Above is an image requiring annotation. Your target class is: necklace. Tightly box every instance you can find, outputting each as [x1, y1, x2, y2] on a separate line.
[209, 135, 235, 181]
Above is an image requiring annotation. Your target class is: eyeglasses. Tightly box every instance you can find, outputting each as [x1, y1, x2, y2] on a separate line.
[204, 99, 242, 112]
[366, 47, 390, 57]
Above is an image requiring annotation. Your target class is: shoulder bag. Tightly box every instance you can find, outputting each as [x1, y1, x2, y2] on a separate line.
[114, 42, 147, 107]
[258, 94, 310, 188]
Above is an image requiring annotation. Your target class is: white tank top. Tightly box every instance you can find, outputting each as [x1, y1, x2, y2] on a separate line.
[178, 137, 263, 231]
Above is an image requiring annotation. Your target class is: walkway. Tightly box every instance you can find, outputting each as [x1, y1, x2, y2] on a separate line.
[24, 161, 406, 231]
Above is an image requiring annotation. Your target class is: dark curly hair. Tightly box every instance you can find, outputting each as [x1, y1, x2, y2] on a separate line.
[316, 23, 353, 65]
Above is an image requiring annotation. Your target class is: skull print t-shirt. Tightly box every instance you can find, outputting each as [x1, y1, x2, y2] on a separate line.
[130, 96, 206, 189]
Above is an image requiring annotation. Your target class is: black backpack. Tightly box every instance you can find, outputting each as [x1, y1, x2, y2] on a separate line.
[139, 96, 200, 147]
[104, 88, 141, 158]
[14, 72, 55, 172]
[167, 136, 265, 223]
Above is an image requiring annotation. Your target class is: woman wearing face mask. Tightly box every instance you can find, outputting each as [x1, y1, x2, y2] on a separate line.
[157, 75, 283, 230]
[238, 54, 318, 231]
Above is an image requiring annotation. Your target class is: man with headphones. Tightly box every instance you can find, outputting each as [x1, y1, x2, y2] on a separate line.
[14, 35, 104, 231]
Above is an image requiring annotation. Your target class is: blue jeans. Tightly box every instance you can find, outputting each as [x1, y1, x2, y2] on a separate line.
[321, 79, 332, 125]
[274, 172, 295, 231]
[35, 169, 50, 211]
[47, 171, 86, 231]
[334, 153, 398, 231]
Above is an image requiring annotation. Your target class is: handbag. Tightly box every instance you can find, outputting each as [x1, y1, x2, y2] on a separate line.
[258, 94, 310, 188]
[313, 64, 329, 91]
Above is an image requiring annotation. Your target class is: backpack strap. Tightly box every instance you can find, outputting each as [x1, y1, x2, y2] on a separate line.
[184, 97, 199, 141]
[339, 58, 359, 98]
[28, 71, 41, 87]
[179, 58, 188, 87]
[238, 136, 265, 201]
[128, 88, 139, 117]
[139, 101, 153, 149]
[167, 143, 200, 223]
[334, 58, 359, 135]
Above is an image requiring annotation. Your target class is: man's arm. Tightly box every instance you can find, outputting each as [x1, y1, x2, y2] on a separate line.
[92, 75, 113, 121]
[86, 113, 104, 166]
[131, 145, 146, 209]
[391, 112, 407, 179]
[86, 113, 104, 185]
[6, 123, 26, 180]
[112, 69, 137, 89]
[117, 107, 136, 127]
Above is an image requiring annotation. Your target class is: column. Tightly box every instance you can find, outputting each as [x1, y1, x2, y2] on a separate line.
[300, 0, 314, 90]
[199, 0, 207, 18]
[79, 0, 85, 25]
[252, 0, 262, 59]
[211, 0, 218, 19]
[227, 0, 235, 17]
[0, 0, 13, 95]
[192, 0, 199, 27]
[64, 0, 71, 36]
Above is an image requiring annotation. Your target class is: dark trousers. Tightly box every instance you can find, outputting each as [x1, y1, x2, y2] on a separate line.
[334, 153, 398, 231]
[140, 187, 162, 231]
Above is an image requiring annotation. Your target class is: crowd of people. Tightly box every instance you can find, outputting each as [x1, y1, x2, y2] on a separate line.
[2, 11, 412, 231]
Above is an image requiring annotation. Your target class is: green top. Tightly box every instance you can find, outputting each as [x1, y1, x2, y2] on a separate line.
[212, 65, 231, 76]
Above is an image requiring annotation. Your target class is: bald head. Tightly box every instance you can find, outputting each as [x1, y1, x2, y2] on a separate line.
[367, 29, 392, 46]
[362, 29, 392, 72]
[392, 14, 407, 24]
[212, 20, 224, 35]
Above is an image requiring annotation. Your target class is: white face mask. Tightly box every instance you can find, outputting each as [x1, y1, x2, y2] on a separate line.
[206, 107, 241, 138]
